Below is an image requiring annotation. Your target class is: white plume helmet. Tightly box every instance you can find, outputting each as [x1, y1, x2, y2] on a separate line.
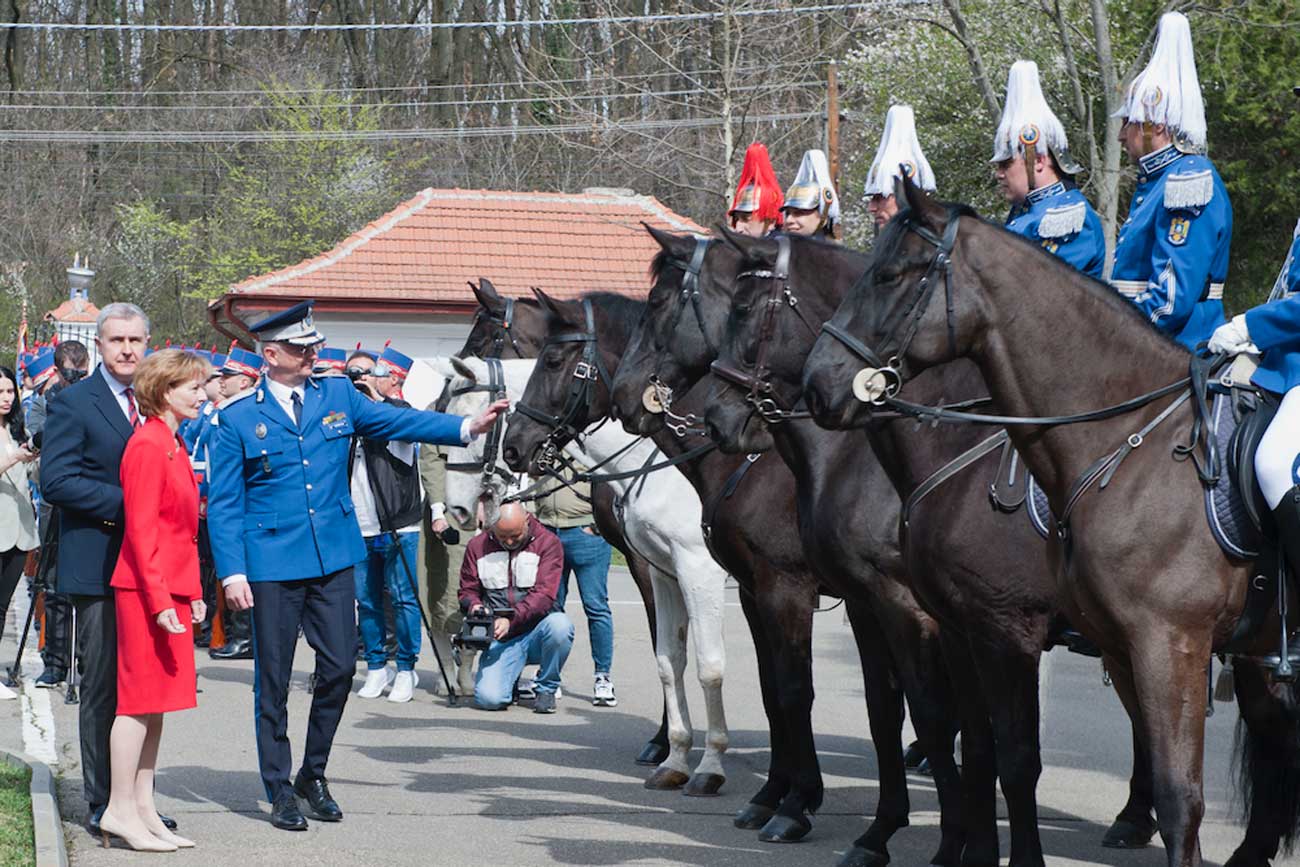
[783, 149, 841, 227]
[1115, 11, 1207, 151]
[864, 105, 936, 197]
[992, 60, 1083, 174]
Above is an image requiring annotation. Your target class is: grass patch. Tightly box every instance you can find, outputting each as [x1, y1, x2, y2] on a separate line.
[0, 761, 33, 867]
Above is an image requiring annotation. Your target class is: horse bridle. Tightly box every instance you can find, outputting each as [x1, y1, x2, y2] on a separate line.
[819, 207, 962, 405]
[476, 297, 524, 359]
[443, 357, 514, 489]
[513, 299, 613, 469]
[709, 234, 819, 423]
[640, 237, 714, 434]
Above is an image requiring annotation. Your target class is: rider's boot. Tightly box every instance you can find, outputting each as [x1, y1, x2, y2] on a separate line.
[1269, 485, 1300, 668]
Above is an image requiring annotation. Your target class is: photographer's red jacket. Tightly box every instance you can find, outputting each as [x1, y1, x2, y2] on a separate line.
[459, 514, 564, 641]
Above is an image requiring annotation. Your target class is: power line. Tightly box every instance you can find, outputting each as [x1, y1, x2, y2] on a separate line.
[0, 110, 822, 143]
[0, 80, 824, 112]
[0, 1, 918, 32]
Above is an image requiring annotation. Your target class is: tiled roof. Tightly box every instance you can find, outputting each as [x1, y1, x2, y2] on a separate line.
[221, 188, 707, 305]
[44, 297, 100, 323]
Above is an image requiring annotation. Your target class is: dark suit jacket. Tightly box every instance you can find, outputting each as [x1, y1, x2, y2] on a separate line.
[40, 368, 133, 597]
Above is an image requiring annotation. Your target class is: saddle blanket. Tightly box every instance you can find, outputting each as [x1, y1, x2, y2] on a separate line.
[1022, 393, 1259, 558]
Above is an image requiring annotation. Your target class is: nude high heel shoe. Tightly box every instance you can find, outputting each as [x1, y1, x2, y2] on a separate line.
[97, 812, 178, 852]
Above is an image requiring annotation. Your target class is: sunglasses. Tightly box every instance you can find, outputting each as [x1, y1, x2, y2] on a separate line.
[276, 342, 320, 357]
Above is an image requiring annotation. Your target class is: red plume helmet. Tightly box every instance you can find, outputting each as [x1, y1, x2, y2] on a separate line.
[729, 142, 784, 226]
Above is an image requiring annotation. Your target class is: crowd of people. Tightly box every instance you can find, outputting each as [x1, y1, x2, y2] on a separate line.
[0, 298, 624, 850]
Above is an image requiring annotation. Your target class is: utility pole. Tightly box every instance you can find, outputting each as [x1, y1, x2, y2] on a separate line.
[827, 60, 841, 239]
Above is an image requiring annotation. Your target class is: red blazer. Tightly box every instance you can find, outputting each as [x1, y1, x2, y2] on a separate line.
[110, 417, 202, 615]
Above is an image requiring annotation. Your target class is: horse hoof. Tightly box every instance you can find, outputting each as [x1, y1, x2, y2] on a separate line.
[734, 803, 776, 830]
[837, 846, 889, 867]
[635, 742, 670, 767]
[643, 767, 689, 790]
[1101, 816, 1156, 849]
[683, 773, 725, 797]
[758, 813, 812, 843]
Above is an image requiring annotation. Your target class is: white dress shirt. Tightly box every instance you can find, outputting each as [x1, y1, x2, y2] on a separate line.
[98, 364, 135, 423]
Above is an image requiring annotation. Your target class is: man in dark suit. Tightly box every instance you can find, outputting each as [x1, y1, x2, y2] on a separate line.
[40, 302, 169, 834]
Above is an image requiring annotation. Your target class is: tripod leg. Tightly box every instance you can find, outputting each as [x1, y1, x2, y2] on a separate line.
[64, 604, 79, 704]
[391, 533, 458, 704]
[5, 590, 38, 688]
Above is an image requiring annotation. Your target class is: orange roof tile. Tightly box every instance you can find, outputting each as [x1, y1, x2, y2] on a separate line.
[221, 187, 707, 306]
[44, 297, 100, 324]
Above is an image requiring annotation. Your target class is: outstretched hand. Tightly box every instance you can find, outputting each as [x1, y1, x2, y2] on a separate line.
[468, 398, 510, 436]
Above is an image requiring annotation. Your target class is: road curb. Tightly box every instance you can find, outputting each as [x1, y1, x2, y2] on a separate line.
[0, 747, 69, 867]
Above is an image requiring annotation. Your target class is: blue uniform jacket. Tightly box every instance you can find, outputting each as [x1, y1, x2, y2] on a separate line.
[1242, 230, 1300, 394]
[1111, 146, 1233, 350]
[1005, 181, 1106, 280]
[207, 375, 466, 583]
[187, 401, 218, 501]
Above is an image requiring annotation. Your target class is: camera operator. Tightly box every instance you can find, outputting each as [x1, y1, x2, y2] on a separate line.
[25, 340, 90, 689]
[458, 501, 573, 713]
[346, 347, 427, 703]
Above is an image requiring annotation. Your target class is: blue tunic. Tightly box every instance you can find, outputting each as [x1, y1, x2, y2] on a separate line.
[207, 375, 466, 583]
[1242, 230, 1300, 394]
[1110, 145, 1233, 350]
[1004, 181, 1106, 280]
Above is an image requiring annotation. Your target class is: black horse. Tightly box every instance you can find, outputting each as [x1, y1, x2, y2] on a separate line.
[803, 180, 1300, 867]
[519, 287, 966, 865]
[456, 278, 670, 767]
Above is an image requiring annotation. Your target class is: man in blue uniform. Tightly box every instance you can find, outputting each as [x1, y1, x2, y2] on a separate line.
[1110, 11, 1232, 350]
[993, 60, 1105, 279]
[207, 301, 507, 831]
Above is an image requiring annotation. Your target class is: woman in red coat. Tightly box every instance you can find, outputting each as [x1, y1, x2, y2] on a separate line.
[99, 349, 210, 852]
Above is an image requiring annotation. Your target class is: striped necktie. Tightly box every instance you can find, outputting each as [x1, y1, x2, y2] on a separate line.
[291, 390, 303, 427]
[124, 386, 141, 428]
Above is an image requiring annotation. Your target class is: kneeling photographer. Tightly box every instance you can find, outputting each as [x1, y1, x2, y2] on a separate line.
[458, 502, 573, 713]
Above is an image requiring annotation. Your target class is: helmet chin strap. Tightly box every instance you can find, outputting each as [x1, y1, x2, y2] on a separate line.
[1142, 121, 1155, 156]
[1019, 125, 1040, 194]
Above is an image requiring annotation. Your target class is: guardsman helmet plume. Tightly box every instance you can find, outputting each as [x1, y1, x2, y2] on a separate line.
[728, 142, 784, 225]
[1115, 11, 1207, 153]
[782, 149, 840, 232]
[992, 60, 1084, 182]
[864, 105, 936, 197]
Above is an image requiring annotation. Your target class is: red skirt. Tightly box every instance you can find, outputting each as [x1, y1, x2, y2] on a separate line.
[114, 589, 198, 715]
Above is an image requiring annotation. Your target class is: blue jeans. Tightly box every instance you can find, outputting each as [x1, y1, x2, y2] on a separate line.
[474, 612, 574, 709]
[355, 533, 422, 671]
[550, 526, 614, 674]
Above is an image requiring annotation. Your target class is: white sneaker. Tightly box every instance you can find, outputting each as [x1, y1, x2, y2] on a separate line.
[388, 670, 419, 703]
[593, 674, 617, 707]
[357, 667, 394, 698]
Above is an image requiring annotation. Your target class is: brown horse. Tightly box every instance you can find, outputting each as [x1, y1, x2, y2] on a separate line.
[802, 180, 1300, 867]
[454, 279, 670, 768]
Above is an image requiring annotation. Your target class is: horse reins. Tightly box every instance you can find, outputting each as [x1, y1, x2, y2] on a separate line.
[709, 234, 820, 424]
[443, 356, 515, 491]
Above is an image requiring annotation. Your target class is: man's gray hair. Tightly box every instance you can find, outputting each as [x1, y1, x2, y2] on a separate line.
[96, 302, 151, 337]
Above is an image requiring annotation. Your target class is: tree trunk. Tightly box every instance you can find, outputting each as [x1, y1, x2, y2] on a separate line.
[1089, 0, 1123, 267]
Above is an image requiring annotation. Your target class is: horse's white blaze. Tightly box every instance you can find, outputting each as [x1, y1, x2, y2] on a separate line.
[442, 357, 731, 784]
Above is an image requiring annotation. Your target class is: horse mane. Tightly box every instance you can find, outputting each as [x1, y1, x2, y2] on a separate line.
[884, 200, 1188, 355]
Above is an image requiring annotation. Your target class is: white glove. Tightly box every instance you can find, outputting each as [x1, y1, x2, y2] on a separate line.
[1207, 314, 1257, 356]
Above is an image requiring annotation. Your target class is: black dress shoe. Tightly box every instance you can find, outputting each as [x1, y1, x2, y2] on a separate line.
[292, 775, 342, 822]
[270, 793, 308, 831]
[158, 812, 177, 831]
[86, 804, 105, 836]
[209, 638, 253, 660]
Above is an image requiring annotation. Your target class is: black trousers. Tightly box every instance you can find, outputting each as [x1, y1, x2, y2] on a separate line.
[249, 569, 356, 802]
[40, 592, 72, 672]
[0, 547, 28, 634]
[70, 594, 116, 807]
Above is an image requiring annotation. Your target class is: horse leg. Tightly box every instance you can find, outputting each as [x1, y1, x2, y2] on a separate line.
[970, 632, 1048, 867]
[883, 606, 965, 867]
[627, 550, 671, 766]
[840, 597, 910, 867]
[644, 567, 694, 790]
[677, 555, 729, 796]
[1130, 633, 1212, 867]
[733, 579, 792, 829]
[749, 578, 820, 843]
[935, 629, 997, 867]
[1224, 658, 1300, 867]
[1101, 652, 1158, 848]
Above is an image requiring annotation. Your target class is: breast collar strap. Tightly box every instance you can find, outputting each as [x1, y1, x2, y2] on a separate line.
[709, 234, 816, 423]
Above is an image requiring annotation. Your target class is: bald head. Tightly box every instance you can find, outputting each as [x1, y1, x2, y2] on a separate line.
[491, 502, 531, 550]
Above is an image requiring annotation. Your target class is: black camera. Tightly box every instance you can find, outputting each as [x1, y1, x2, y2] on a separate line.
[61, 367, 87, 385]
[438, 526, 461, 546]
[455, 606, 512, 650]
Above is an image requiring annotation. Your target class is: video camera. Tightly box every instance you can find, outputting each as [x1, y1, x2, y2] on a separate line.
[455, 606, 512, 650]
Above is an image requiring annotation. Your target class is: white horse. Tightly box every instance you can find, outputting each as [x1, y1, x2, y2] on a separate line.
[439, 356, 732, 795]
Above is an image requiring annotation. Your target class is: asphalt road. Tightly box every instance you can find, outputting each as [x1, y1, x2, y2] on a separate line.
[4, 568, 1283, 866]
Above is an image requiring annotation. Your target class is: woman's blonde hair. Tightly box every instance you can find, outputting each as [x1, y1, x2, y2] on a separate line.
[132, 349, 213, 419]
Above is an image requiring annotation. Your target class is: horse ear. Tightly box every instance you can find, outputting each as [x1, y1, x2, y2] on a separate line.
[716, 223, 775, 263]
[530, 286, 565, 319]
[449, 355, 478, 384]
[643, 223, 695, 258]
[471, 279, 504, 314]
[901, 175, 945, 229]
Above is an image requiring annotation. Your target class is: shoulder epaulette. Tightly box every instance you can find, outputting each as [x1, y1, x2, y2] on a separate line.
[1164, 169, 1214, 210]
[217, 388, 256, 410]
[1037, 201, 1087, 239]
